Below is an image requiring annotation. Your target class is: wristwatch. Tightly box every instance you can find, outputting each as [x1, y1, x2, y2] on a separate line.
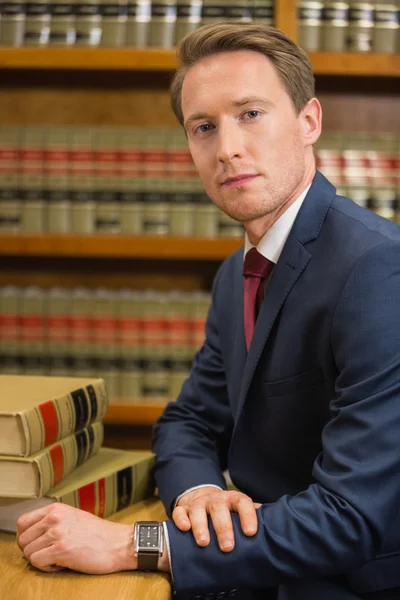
[133, 521, 164, 571]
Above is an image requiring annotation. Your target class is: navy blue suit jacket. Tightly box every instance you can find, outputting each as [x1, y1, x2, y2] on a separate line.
[153, 172, 400, 599]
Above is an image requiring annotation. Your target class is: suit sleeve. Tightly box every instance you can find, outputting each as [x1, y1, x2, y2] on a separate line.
[152, 264, 234, 515]
[164, 240, 400, 598]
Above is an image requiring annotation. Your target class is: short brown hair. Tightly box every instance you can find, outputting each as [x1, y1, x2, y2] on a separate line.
[170, 22, 315, 127]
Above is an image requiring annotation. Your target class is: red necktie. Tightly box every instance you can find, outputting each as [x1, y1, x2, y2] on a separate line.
[243, 247, 274, 350]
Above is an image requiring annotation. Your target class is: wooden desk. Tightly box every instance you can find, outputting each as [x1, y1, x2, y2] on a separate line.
[0, 497, 171, 600]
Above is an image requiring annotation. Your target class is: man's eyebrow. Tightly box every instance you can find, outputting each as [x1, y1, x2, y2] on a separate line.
[232, 96, 273, 107]
[184, 96, 274, 129]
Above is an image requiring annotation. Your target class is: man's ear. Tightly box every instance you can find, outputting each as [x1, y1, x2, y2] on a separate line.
[300, 98, 322, 147]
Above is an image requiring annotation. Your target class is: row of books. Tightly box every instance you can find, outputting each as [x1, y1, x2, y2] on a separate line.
[315, 132, 399, 223]
[299, 0, 399, 53]
[0, 374, 155, 533]
[0, 126, 398, 234]
[0, 126, 244, 236]
[0, 286, 211, 400]
[1, 0, 399, 54]
[0, 0, 274, 48]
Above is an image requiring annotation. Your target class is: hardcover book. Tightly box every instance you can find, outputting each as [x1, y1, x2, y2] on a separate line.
[0, 374, 108, 456]
[0, 420, 104, 498]
[0, 447, 155, 532]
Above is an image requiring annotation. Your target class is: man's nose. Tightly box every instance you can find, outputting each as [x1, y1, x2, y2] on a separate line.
[216, 122, 244, 164]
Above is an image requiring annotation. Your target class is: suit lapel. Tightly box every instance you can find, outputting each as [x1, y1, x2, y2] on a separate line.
[232, 171, 337, 428]
[234, 237, 311, 425]
[229, 256, 248, 411]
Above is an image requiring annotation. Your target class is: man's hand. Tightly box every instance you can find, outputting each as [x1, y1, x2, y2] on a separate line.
[17, 503, 137, 574]
[172, 487, 261, 552]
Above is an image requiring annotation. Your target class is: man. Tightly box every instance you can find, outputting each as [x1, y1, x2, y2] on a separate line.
[17, 23, 400, 600]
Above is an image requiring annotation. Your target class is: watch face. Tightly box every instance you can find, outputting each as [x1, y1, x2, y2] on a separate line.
[139, 525, 160, 550]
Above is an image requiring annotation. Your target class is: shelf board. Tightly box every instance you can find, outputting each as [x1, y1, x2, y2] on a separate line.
[308, 52, 400, 77]
[0, 47, 178, 71]
[0, 234, 243, 260]
[105, 401, 167, 425]
[0, 48, 398, 77]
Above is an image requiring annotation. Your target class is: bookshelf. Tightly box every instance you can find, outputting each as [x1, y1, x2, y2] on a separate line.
[105, 402, 167, 426]
[0, 0, 398, 448]
[0, 235, 242, 261]
[0, 48, 398, 77]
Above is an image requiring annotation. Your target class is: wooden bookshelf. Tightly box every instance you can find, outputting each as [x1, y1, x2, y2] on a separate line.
[308, 52, 400, 77]
[0, 48, 398, 77]
[0, 235, 243, 261]
[105, 402, 167, 425]
[0, 48, 178, 71]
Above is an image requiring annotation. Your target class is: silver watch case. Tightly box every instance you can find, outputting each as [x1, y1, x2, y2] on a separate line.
[133, 521, 164, 557]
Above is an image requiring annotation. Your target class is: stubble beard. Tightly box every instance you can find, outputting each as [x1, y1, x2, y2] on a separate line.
[211, 184, 294, 224]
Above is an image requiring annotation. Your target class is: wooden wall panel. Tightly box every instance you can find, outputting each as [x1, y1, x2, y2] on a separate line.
[104, 424, 153, 451]
[317, 76, 400, 133]
[0, 258, 218, 290]
[0, 71, 178, 127]
[0, 71, 398, 133]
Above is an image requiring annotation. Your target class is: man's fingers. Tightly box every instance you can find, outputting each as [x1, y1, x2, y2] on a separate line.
[234, 495, 259, 536]
[209, 498, 235, 552]
[28, 544, 67, 572]
[172, 505, 192, 531]
[173, 490, 262, 552]
[187, 504, 211, 546]
[17, 505, 53, 539]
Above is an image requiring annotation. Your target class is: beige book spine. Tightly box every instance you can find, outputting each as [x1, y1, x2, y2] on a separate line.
[18, 378, 108, 456]
[35, 421, 104, 497]
[55, 454, 155, 516]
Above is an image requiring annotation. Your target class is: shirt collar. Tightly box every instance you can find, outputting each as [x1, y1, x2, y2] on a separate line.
[244, 184, 311, 264]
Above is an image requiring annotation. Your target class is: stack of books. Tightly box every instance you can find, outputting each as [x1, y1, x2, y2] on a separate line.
[0, 374, 155, 533]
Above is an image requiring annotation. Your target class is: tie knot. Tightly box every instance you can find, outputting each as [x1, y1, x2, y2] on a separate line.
[243, 247, 273, 279]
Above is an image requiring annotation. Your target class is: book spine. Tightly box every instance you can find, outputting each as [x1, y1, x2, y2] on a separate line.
[118, 290, 143, 401]
[0, 285, 22, 374]
[20, 286, 47, 376]
[322, 1, 349, 52]
[99, 0, 128, 47]
[372, 0, 398, 53]
[92, 288, 120, 402]
[1, 0, 26, 46]
[148, 0, 177, 48]
[47, 287, 72, 376]
[174, 0, 201, 45]
[126, 0, 151, 47]
[252, 0, 274, 25]
[0, 128, 21, 232]
[298, 0, 324, 51]
[94, 130, 121, 233]
[45, 128, 71, 234]
[55, 455, 155, 516]
[21, 377, 108, 456]
[24, 0, 51, 45]
[70, 128, 96, 234]
[75, 0, 102, 46]
[21, 128, 46, 233]
[36, 421, 104, 497]
[347, 0, 374, 52]
[49, 0, 76, 46]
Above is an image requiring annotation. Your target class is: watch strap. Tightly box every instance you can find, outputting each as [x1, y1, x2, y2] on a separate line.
[137, 551, 159, 571]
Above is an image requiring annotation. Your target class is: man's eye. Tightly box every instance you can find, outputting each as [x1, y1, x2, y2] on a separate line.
[245, 110, 260, 119]
[196, 124, 212, 134]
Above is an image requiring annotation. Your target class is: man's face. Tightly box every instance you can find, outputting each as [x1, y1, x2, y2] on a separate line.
[182, 50, 312, 224]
